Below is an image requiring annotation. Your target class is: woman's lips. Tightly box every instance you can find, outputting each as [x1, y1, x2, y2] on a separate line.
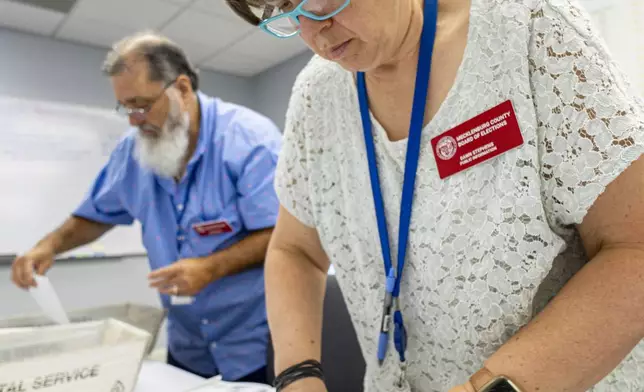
[328, 39, 352, 60]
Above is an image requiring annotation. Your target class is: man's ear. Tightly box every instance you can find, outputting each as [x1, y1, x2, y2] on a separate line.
[176, 75, 194, 98]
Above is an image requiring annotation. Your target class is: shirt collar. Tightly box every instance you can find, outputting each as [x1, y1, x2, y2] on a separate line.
[187, 91, 215, 167]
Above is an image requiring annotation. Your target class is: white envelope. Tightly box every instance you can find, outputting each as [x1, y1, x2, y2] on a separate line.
[28, 274, 70, 324]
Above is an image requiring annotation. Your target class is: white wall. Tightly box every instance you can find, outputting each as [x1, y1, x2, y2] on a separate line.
[0, 27, 255, 111]
[250, 51, 313, 130]
[0, 26, 314, 129]
[587, 0, 644, 94]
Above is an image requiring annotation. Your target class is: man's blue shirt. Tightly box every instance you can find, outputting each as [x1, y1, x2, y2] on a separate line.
[74, 93, 281, 380]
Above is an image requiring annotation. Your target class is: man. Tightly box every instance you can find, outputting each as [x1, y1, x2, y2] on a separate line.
[10, 32, 281, 384]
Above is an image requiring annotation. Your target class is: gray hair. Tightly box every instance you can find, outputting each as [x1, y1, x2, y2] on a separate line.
[225, 0, 282, 26]
[102, 31, 199, 91]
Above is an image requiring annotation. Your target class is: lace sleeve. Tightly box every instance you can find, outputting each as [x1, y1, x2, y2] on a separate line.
[274, 61, 317, 228]
[531, 0, 644, 231]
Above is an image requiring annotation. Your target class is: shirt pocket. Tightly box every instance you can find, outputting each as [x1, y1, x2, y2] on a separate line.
[188, 202, 242, 257]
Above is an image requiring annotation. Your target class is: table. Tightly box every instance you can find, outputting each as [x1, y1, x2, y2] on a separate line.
[134, 361, 276, 392]
[134, 360, 206, 392]
[187, 379, 275, 392]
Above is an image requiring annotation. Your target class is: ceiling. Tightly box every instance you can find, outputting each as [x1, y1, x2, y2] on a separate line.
[0, 0, 311, 77]
[0, 0, 614, 77]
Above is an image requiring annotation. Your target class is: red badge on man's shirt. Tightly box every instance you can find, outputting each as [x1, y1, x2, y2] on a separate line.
[192, 220, 233, 236]
[431, 100, 524, 179]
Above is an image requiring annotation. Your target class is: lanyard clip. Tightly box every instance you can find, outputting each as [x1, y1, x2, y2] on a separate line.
[393, 308, 407, 363]
[377, 268, 397, 365]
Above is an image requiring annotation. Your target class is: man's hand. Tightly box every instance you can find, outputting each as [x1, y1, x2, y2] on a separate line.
[148, 257, 216, 296]
[10, 216, 113, 290]
[11, 246, 56, 289]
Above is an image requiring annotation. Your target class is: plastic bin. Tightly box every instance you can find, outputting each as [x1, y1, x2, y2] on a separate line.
[0, 303, 166, 355]
[0, 318, 150, 392]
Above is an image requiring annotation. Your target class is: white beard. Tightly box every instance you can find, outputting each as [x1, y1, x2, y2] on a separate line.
[133, 93, 190, 178]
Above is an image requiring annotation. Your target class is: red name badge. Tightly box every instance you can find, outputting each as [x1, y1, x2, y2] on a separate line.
[430, 100, 524, 179]
[192, 220, 233, 236]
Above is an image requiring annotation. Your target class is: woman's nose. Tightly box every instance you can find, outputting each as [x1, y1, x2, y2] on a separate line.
[297, 15, 333, 37]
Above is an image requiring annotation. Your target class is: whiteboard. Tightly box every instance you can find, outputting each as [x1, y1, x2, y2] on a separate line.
[0, 95, 146, 258]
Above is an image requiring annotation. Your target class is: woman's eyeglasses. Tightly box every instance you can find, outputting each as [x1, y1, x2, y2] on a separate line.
[256, 0, 350, 38]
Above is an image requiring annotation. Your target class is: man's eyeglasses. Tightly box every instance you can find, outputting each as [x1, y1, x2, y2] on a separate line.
[256, 0, 351, 38]
[115, 80, 176, 122]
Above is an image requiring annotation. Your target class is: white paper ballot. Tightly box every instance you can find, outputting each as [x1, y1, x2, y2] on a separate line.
[28, 274, 70, 324]
[188, 380, 275, 392]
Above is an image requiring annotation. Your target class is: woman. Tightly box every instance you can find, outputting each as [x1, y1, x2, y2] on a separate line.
[225, 0, 644, 391]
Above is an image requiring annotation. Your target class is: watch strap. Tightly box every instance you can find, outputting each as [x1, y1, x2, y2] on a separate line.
[469, 367, 495, 391]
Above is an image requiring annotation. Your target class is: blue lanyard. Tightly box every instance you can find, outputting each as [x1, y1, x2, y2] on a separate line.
[356, 0, 438, 365]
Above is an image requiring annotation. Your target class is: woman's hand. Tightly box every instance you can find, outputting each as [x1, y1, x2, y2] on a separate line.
[448, 383, 475, 392]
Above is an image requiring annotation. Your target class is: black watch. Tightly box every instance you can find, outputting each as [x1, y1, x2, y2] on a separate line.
[470, 368, 523, 392]
[479, 376, 523, 392]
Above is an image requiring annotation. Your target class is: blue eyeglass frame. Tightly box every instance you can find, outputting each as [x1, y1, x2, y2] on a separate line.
[259, 0, 351, 38]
